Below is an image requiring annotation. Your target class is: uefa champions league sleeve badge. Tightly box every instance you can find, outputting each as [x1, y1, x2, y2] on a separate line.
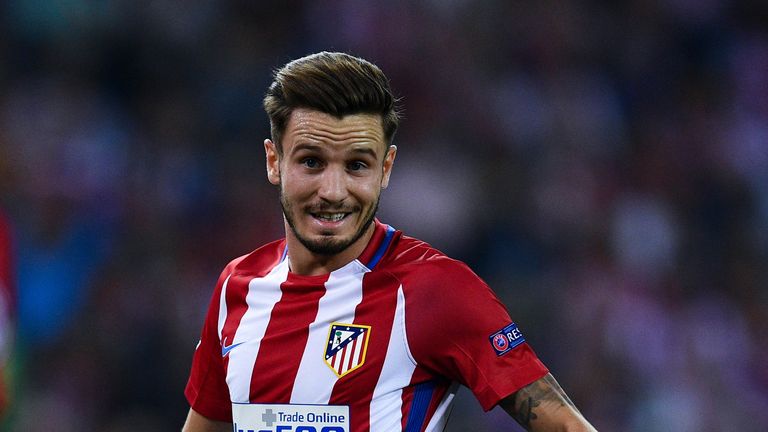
[489, 322, 526, 356]
[324, 323, 371, 378]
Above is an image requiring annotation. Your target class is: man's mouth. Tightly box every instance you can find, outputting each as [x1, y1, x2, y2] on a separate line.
[311, 212, 350, 222]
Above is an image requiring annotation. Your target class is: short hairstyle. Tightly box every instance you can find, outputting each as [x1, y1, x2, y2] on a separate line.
[263, 52, 399, 153]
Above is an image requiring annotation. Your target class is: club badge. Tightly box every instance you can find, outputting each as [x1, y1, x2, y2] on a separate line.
[324, 323, 371, 378]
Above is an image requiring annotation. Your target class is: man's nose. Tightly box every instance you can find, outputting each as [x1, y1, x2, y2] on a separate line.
[317, 166, 347, 203]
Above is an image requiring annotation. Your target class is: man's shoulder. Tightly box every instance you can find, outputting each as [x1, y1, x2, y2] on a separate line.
[380, 233, 502, 327]
[381, 233, 482, 286]
[222, 238, 286, 278]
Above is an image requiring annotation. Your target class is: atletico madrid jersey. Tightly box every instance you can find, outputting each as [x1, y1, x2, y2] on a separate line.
[185, 220, 548, 431]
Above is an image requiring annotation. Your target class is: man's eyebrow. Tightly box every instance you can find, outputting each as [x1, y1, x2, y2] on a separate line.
[349, 147, 379, 159]
[291, 142, 324, 153]
[290, 142, 380, 159]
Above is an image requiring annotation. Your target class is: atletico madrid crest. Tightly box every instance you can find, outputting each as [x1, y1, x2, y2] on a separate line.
[324, 323, 371, 378]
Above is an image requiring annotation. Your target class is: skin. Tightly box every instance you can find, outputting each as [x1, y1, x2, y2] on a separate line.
[265, 108, 397, 276]
[183, 108, 597, 431]
[499, 373, 598, 431]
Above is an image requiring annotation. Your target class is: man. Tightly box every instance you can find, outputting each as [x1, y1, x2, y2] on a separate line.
[183, 52, 597, 432]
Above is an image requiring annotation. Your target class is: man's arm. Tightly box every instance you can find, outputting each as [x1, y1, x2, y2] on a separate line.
[182, 408, 231, 432]
[499, 373, 598, 432]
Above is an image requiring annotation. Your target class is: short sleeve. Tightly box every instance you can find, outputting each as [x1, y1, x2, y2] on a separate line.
[403, 259, 548, 411]
[184, 268, 233, 422]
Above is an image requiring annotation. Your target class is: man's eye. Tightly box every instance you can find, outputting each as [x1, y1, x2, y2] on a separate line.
[302, 158, 320, 168]
[348, 161, 367, 171]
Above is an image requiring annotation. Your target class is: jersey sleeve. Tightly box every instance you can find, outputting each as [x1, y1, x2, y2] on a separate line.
[184, 266, 233, 422]
[403, 258, 548, 411]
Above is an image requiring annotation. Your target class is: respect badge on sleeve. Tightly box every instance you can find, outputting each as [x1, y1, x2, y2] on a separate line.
[488, 322, 526, 356]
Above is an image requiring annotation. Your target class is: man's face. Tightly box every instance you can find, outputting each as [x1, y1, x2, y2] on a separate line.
[265, 108, 397, 256]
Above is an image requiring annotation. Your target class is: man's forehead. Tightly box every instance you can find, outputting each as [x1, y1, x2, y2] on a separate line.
[286, 108, 384, 132]
[286, 109, 384, 140]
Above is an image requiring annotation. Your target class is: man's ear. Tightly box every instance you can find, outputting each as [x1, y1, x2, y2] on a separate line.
[264, 139, 281, 185]
[381, 145, 397, 189]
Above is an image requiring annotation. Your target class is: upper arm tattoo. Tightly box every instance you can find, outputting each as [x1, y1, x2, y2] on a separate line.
[501, 373, 578, 429]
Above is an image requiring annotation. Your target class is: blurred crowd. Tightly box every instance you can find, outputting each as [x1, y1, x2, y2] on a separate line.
[0, 1, 767, 431]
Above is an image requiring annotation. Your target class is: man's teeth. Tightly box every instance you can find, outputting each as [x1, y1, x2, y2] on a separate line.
[316, 213, 346, 222]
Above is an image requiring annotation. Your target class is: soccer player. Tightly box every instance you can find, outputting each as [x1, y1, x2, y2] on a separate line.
[183, 52, 597, 432]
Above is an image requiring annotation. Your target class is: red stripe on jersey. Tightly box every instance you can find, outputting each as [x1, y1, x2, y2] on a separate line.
[346, 337, 358, 371]
[249, 272, 328, 402]
[328, 270, 401, 431]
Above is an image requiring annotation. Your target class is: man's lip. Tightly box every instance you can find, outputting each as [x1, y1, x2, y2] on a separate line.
[309, 211, 351, 221]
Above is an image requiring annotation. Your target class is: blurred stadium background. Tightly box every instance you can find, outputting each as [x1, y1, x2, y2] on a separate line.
[1, 1, 767, 431]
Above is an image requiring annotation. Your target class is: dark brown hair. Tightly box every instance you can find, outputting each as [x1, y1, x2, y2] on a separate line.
[263, 52, 399, 153]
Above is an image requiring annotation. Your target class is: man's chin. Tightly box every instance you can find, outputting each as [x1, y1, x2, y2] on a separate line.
[299, 236, 354, 256]
[284, 203, 378, 257]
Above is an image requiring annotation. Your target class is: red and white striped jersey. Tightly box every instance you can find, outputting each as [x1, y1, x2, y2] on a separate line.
[185, 220, 548, 431]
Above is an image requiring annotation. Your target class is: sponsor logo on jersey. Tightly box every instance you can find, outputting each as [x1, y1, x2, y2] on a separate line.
[489, 322, 525, 356]
[324, 323, 371, 378]
[232, 402, 349, 432]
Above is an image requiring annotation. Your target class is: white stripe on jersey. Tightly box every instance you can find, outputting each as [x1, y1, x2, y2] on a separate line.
[290, 261, 368, 403]
[225, 260, 290, 402]
[369, 285, 417, 432]
[217, 274, 232, 341]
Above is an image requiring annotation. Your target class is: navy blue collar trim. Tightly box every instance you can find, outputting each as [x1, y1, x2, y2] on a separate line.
[365, 224, 396, 270]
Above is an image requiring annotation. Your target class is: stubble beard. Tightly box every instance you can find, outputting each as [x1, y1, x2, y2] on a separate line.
[280, 189, 380, 256]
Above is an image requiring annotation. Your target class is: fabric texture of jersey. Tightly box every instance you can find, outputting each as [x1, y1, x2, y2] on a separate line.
[185, 220, 548, 431]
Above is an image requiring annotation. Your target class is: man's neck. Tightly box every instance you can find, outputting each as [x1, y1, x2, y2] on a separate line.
[285, 223, 376, 276]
